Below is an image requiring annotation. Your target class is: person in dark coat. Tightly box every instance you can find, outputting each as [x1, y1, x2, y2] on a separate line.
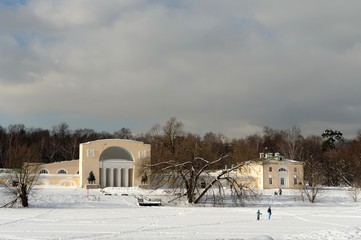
[267, 207, 272, 220]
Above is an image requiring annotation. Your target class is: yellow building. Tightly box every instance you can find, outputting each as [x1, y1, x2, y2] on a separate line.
[36, 139, 150, 188]
[241, 153, 304, 189]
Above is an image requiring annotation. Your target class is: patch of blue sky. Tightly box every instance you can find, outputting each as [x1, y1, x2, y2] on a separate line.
[0, 0, 28, 6]
[12, 32, 56, 49]
[12, 32, 31, 49]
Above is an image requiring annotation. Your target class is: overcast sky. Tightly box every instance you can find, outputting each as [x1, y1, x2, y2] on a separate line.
[1, 0, 361, 139]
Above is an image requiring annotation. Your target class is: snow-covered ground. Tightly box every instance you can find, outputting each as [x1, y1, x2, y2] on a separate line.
[0, 186, 361, 240]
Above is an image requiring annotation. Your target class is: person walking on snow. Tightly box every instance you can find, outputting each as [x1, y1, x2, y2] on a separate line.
[256, 210, 262, 220]
[267, 207, 272, 220]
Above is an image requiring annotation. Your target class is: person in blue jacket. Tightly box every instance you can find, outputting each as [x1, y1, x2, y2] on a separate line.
[267, 207, 272, 220]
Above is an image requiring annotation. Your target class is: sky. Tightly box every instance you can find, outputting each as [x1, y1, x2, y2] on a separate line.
[1, 0, 361, 139]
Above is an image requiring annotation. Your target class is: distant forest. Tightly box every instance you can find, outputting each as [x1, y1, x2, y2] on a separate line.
[1, 119, 361, 187]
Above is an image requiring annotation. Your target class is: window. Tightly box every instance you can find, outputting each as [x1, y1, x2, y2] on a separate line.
[280, 178, 285, 185]
[39, 169, 48, 174]
[279, 168, 287, 172]
[294, 167, 297, 173]
[269, 167, 272, 172]
[269, 178, 273, 185]
[294, 177, 298, 185]
[58, 169, 67, 174]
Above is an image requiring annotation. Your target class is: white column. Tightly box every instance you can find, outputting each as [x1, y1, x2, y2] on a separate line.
[128, 168, 133, 187]
[124, 168, 129, 187]
[121, 168, 125, 187]
[117, 168, 121, 187]
[113, 168, 118, 187]
[101, 168, 106, 188]
[109, 168, 114, 187]
[106, 168, 110, 187]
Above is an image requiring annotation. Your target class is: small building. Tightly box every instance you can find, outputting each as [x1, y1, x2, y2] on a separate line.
[35, 139, 151, 188]
[241, 152, 304, 189]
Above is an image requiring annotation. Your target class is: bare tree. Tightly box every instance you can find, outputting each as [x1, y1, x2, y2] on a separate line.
[321, 129, 347, 186]
[349, 183, 361, 202]
[343, 133, 361, 187]
[262, 126, 284, 153]
[113, 128, 133, 139]
[148, 155, 251, 205]
[277, 125, 304, 160]
[299, 177, 323, 203]
[230, 137, 259, 163]
[6, 124, 27, 168]
[147, 118, 256, 205]
[299, 136, 325, 203]
[2, 162, 41, 208]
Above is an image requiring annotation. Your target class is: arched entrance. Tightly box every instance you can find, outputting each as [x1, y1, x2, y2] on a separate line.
[278, 167, 289, 188]
[99, 146, 134, 187]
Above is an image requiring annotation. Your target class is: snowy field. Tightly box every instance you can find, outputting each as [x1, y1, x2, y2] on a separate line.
[0, 186, 361, 240]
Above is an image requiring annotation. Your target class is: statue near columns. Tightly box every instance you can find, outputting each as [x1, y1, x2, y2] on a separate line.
[87, 171, 96, 184]
[141, 172, 148, 185]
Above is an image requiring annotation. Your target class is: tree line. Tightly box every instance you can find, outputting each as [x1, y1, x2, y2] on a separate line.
[0, 122, 135, 168]
[1, 119, 361, 188]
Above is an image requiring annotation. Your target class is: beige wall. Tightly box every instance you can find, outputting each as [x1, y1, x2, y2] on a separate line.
[241, 163, 264, 189]
[35, 160, 80, 186]
[38, 160, 79, 175]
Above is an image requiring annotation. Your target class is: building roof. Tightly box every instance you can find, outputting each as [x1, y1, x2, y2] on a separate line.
[246, 152, 304, 165]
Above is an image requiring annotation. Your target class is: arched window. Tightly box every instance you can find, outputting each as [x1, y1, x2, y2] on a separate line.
[39, 169, 49, 174]
[58, 169, 67, 174]
[278, 168, 287, 172]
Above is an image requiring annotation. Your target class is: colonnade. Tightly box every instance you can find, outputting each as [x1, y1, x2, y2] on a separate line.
[100, 167, 134, 187]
